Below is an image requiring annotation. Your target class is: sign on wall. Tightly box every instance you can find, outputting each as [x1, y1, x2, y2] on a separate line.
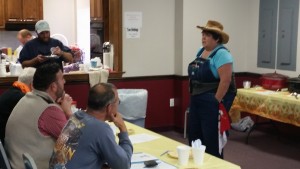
[124, 12, 142, 39]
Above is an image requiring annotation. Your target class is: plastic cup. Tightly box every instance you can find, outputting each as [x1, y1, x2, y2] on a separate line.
[91, 60, 97, 68]
[192, 145, 206, 165]
[177, 145, 190, 166]
[243, 81, 251, 89]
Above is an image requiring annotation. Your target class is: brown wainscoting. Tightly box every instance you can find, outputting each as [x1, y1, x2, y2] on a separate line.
[0, 72, 264, 130]
[108, 75, 176, 82]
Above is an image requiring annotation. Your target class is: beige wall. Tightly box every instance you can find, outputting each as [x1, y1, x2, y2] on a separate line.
[43, 0, 76, 45]
[43, 0, 300, 77]
[181, 0, 255, 75]
[246, 1, 300, 77]
[43, 0, 90, 62]
[123, 0, 300, 77]
[122, 0, 175, 77]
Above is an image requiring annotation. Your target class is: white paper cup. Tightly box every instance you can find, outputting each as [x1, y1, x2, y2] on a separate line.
[192, 145, 206, 165]
[177, 145, 190, 166]
[79, 64, 84, 71]
[243, 81, 251, 89]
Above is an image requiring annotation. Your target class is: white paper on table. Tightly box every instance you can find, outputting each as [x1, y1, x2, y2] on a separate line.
[131, 160, 176, 169]
[131, 152, 158, 163]
[129, 133, 159, 144]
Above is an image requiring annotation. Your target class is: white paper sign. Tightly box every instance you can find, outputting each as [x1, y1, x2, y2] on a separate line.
[126, 27, 140, 38]
[124, 12, 142, 28]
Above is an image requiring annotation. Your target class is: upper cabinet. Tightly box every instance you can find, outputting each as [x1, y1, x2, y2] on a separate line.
[90, 0, 103, 22]
[257, 0, 299, 71]
[22, 0, 43, 21]
[5, 0, 43, 22]
[0, 0, 4, 28]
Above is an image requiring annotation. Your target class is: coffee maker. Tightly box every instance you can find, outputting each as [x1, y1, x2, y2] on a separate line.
[103, 42, 114, 70]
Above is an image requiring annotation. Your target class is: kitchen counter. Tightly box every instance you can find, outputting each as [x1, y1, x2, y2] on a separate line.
[0, 71, 123, 86]
[0, 71, 123, 109]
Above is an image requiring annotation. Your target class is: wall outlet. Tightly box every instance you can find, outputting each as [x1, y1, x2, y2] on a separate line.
[170, 98, 174, 107]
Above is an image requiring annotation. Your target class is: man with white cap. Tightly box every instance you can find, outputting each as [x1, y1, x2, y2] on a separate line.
[19, 20, 73, 68]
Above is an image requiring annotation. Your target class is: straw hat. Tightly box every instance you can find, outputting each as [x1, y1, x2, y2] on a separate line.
[197, 20, 229, 44]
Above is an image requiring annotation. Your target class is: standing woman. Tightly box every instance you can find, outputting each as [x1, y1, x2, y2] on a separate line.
[187, 20, 236, 158]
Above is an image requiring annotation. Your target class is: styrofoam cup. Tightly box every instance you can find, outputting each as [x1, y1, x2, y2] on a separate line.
[243, 81, 251, 89]
[192, 145, 206, 165]
[177, 145, 190, 166]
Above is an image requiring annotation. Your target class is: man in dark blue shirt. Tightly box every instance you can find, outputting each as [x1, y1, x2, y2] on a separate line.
[19, 20, 73, 68]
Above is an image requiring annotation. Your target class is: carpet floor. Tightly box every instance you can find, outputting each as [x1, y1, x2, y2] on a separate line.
[157, 127, 300, 169]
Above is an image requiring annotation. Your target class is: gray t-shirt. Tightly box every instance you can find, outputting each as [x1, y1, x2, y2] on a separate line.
[49, 110, 133, 169]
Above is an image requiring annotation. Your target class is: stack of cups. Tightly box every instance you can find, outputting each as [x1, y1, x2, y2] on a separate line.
[191, 139, 206, 166]
[192, 145, 206, 165]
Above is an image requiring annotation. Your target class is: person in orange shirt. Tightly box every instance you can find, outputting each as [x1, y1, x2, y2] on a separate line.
[0, 67, 36, 144]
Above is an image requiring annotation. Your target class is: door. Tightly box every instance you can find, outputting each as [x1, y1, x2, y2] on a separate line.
[0, 0, 5, 28]
[90, 0, 103, 21]
[23, 0, 43, 21]
[5, 0, 23, 21]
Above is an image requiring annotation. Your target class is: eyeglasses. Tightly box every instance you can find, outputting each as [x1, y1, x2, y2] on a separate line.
[107, 99, 121, 106]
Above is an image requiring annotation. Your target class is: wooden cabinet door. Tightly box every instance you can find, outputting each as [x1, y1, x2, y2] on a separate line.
[5, 0, 23, 21]
[94, 0, 103, 21]
[0, 0, 5, 28]
[90, 0, 103, 21]
[23, 0, 43, 21]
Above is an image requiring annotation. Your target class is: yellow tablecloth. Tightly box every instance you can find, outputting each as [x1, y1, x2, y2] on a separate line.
[229, 88, 300, 127]
[125, 122, 241, 169]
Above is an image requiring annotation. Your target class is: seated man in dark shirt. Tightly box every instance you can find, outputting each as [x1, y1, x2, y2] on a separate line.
[0, 67, 36, 144]
[19, 20, 73, 68]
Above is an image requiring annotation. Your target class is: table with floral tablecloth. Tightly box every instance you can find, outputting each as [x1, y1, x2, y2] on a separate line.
[229, 88, 300, 127]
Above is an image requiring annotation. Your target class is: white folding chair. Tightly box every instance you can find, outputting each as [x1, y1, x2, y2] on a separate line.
[183, 108, 189, 138]
[22, 153, 38, 169]
[51, 34, 69, 46]
[0, 141, 11, 169]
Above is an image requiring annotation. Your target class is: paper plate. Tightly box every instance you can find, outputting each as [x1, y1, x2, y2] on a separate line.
[167, 151, 193, 159]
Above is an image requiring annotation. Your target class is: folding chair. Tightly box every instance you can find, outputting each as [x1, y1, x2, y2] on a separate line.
[0, 141, 11, 169]
[22, 153, 37, 169]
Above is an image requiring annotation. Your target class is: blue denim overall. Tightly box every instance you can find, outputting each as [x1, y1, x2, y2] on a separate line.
[187, 47, 236, 159]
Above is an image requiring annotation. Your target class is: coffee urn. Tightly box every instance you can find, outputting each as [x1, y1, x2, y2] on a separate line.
[103, 42, 114, 70]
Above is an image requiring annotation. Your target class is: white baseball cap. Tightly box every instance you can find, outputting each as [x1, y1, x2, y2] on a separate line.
[35, 20, 50, 34]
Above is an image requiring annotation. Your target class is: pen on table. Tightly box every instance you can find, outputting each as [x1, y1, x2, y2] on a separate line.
[160, 150, 169, 157]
